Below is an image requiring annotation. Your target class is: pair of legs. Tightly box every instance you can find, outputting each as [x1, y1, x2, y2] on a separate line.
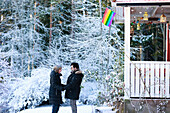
[52, 100, 77, 113]
[70, 99, 77, 113]
[52, 104, 60, 113]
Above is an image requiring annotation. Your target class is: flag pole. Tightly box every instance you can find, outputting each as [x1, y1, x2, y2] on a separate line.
[99, 0, 102, 35]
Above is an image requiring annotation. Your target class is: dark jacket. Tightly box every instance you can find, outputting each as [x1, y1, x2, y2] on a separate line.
[49, 70, 64, 104]
[65, 70, 84, 100]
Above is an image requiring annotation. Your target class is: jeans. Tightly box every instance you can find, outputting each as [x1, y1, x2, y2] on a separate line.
[52, 104, 60, 113]
[70, 99, 77, 113]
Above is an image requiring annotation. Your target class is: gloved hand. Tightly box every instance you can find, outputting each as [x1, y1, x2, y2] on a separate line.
[61, 86, 65, 91]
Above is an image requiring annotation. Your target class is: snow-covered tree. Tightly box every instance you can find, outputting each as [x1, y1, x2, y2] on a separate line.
[48, 0, 124, 75]
[47, 0, 124, 106]
[0, 0, 49, 77]
[0, 55, 11, 82]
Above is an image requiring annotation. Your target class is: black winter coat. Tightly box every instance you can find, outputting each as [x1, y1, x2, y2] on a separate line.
[65, 70, 84, 100]
[49, 70, 64, 104]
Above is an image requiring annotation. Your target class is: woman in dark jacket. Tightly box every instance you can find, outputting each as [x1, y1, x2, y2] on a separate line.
[49, 65, 64, 113]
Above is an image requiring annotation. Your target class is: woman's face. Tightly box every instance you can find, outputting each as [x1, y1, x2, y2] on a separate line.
[58, 68, 62, 73]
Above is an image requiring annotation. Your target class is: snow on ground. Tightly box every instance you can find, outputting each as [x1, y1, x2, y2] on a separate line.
[19, 105, 95, 113]
[19, 105, 116, 113]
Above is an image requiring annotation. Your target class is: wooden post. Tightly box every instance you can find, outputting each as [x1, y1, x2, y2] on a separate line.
[71, 0, 75, 39]
[166, 23, 169, 61]
[32, 1, 36, 70]
[163, 23, 166, 61]
[49, 0, 53, 47]
[124, 7, 130, 99]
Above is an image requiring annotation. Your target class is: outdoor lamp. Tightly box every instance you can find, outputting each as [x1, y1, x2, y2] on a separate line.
[160, 14, 166, 22]
[143, 12, 148, 21]
[160, 7, 166, 23]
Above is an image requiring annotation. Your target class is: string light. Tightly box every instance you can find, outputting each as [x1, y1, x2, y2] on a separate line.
[137, 23, 140, 30]
[143, 12, 148, 21]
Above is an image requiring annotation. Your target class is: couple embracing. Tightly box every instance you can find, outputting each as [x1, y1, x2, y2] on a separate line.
[49, 62, 84, 113]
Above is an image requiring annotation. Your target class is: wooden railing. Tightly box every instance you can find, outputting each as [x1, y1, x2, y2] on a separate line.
[129, 61, 170, 98]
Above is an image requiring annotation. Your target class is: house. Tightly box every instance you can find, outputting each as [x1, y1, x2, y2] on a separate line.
[112, 0, 170, 112]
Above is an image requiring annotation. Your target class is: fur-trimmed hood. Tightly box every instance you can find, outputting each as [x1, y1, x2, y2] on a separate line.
[74, 70, 84, 78]
[75, 70, 82, 74]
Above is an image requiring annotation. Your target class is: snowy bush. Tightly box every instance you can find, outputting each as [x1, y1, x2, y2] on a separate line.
[79, 81, 100, 105]
[97, 72, 124, 106]
[0, 67, 51, 112]
[79, 70, 124, 106]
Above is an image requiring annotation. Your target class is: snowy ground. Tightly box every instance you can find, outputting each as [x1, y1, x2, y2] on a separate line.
[19, 105, 116, 113]
[19, 105, 95, 113]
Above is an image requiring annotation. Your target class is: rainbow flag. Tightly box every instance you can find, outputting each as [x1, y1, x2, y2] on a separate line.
[102, 8, 116, 27]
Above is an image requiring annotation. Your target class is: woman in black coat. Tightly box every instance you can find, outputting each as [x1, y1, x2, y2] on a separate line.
[49, 65, 64, 113]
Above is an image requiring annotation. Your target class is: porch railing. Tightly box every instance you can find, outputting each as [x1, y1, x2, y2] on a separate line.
[129, 61, 170, 98]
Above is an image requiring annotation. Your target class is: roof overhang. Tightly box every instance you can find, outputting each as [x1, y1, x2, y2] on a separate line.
[113, 0, 170, 23]
[116, 2, 170, 7]
[114, 0, 170, 7]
